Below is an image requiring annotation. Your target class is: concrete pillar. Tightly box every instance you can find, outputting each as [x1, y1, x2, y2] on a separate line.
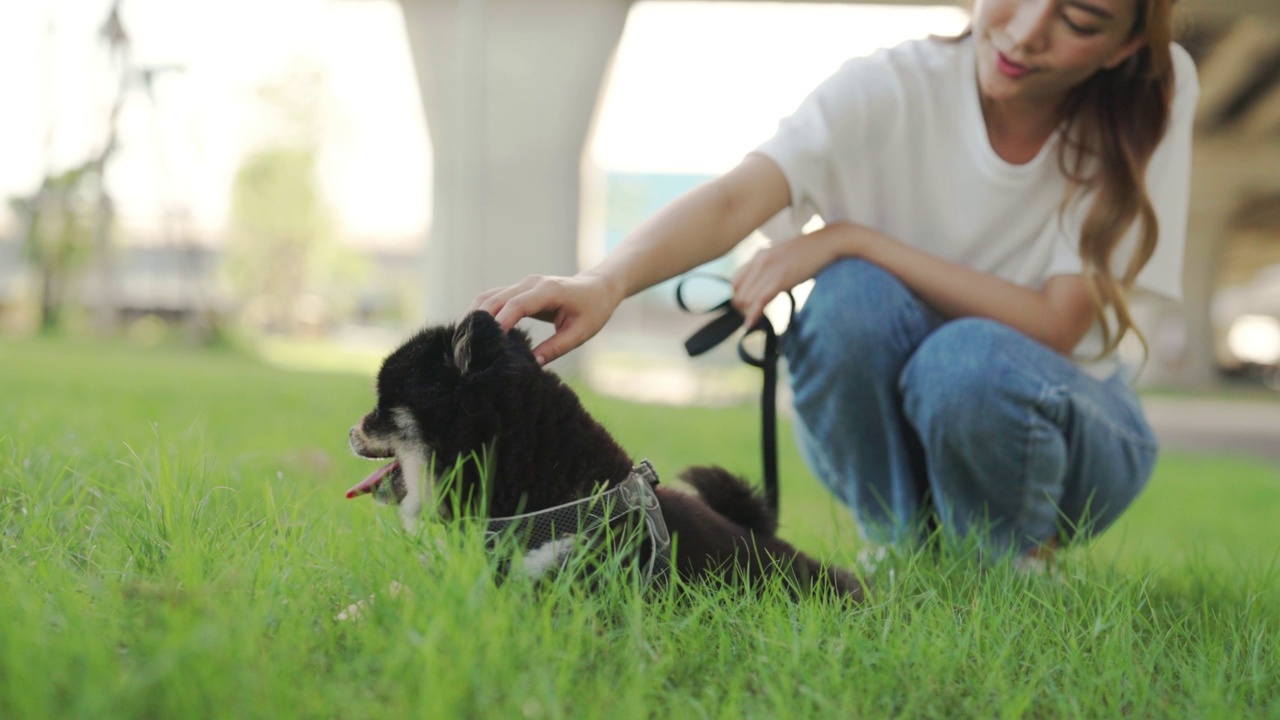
[399, 0, 632, 331]
[1142, 136, 1280, 388]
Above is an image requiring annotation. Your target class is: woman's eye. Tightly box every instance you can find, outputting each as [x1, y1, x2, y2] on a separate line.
[1062, 14, 1102, 35]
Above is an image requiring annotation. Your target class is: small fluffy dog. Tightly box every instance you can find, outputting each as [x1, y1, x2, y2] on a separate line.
[347, 310, 862, 600]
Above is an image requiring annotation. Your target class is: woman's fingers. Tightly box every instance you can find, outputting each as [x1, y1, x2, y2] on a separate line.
[492, 289, 549, 332]
[472, 275, 555, 331]
[732, 256, 775, 328]
[530, 317, 588, 366]
[470, 274, 614, 363]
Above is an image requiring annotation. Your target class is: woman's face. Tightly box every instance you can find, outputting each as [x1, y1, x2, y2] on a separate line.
[972, 0, 1147, 106]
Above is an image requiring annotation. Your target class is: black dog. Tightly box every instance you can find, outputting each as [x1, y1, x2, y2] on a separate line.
[347, 310, 863, 600]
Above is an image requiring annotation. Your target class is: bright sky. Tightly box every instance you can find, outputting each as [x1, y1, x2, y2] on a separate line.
[595, 2, 970, 174]
[0, 1, 969, 244]
[0, 0, 430, 243]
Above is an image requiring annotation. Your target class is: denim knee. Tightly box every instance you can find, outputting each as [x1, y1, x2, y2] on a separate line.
[897, 318, 1040, 436]
[787, 259, 941, 381]
[899, 318, 1070, 550]
[898, 318, 1156, 554]
[783, 259, 945, 543]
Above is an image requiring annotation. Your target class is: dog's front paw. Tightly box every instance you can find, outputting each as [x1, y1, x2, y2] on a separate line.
[335, 581, 409, 623]
[399, 499, 423, 533]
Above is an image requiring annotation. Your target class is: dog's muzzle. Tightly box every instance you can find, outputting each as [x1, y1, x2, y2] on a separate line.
[483, 461, 671, 585]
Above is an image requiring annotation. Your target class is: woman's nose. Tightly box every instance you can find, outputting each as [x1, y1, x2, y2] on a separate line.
[1007, 0, 1055, 53]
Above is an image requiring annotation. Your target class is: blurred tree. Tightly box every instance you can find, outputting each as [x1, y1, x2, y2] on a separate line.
[91, 0, 129, 336]
[7, 164, 99, 333]
[224, 66, 365, 335]
[225, 147, 331, 334]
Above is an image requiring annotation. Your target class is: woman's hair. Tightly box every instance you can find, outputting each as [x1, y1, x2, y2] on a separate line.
[1057, 0, 1177, 358]
[944, 0, 1179, 357]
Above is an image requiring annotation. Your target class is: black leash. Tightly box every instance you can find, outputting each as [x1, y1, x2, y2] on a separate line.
[676, 275, 794, 514]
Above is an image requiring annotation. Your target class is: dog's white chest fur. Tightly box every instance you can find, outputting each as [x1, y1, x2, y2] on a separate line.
[519, 537, 578, 580]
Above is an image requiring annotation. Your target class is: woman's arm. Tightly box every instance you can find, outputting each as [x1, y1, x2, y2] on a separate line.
[732, 222, 1097, 356]
[474, 154, 791, 364]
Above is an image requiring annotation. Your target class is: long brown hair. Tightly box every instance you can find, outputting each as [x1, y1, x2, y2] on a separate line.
[1057, 0, 1176, 358]
[943, 0, 1178, 357]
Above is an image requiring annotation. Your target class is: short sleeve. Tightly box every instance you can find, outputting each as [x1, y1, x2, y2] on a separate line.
[1045, 43, 1200, 302]
[751, 49, 901, 242]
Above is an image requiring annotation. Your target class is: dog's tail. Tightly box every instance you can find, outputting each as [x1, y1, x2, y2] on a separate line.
[678, 465, 778, 536]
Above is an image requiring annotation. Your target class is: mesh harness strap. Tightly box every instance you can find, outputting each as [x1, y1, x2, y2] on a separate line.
[483, 461, 671, 584]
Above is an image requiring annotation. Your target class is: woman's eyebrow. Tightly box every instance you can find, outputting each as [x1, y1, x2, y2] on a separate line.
[1067, 0, 1116, 20]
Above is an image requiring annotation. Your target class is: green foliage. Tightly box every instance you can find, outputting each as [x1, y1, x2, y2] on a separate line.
[224, 146, 354, 333]
[2, 338, 1279, 719]
[230, 148, 329, 249]
[6, 164, 102, 332]
[223, 68, 367, 334]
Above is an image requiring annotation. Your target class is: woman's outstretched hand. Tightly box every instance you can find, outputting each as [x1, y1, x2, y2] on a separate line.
[471, 273, 621, 365]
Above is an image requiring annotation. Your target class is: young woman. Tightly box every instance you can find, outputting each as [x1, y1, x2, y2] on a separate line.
[472, 0, 1198, 558]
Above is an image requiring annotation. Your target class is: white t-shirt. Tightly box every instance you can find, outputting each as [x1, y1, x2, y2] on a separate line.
[753, 36, 1199, 377]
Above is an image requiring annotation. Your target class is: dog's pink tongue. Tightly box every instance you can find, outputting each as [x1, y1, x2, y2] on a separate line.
[346, 461, 400, 499]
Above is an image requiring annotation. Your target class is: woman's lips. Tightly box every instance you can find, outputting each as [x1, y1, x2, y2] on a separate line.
[996, 50, 1032, 79]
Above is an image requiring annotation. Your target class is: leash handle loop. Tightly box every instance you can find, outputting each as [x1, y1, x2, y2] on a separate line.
[675, 273, 793, 513]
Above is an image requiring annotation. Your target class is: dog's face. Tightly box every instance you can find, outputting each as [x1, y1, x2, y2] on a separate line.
[346, 311, 538, 519]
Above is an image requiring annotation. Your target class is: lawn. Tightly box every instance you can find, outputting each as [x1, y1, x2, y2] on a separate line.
[2, 336, 1279, 719]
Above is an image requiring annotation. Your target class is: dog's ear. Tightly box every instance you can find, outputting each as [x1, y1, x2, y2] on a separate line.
[451, 310, 506, 375]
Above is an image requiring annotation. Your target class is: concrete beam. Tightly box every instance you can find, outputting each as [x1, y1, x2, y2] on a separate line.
[641, 0, 1279, 23]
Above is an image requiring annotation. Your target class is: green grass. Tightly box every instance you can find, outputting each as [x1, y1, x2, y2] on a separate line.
[3, 337, 1279, 719]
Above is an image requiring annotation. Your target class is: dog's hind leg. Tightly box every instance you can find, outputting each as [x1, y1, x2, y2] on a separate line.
[678, 466, 778, 535]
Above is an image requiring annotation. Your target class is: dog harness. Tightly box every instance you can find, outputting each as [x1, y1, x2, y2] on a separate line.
[482, 461, 672, 585]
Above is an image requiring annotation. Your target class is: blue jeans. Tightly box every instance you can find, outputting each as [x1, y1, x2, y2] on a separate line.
[784, 259, 1158, 556]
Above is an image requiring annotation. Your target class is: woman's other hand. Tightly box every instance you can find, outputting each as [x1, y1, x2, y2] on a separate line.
[731, 229, 842, 328]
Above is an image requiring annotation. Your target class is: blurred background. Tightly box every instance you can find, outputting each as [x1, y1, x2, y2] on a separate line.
[1, 0, 1278, 400]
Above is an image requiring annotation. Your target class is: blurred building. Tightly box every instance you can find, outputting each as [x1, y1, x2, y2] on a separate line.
[0, 223, 420, 338]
